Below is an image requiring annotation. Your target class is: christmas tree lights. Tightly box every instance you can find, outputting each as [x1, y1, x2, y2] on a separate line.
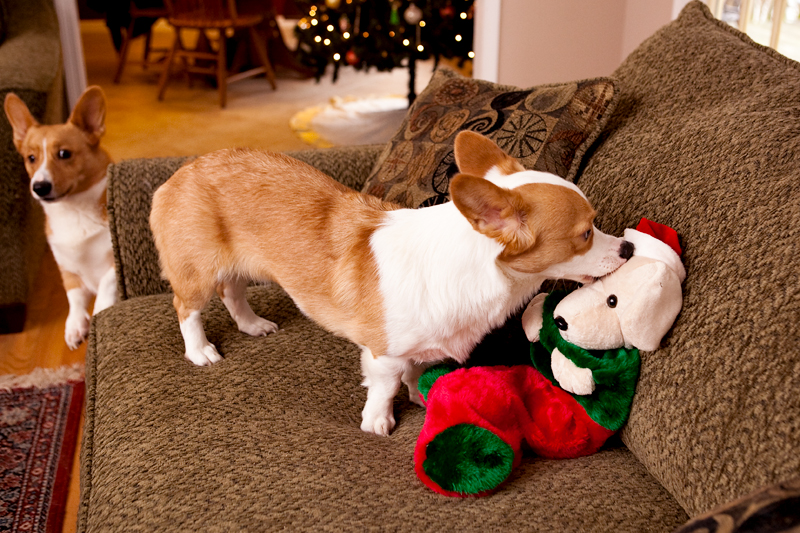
[293, 0, 474, 101]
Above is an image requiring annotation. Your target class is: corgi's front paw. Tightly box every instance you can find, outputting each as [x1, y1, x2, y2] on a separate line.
[361, 413, 396, 436]
[185, 343, 223, 366]
[361, 404, 396, 436]
[65, 311, 91, 350]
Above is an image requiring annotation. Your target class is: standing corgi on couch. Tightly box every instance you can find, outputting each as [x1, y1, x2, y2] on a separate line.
[149, 131, 634, 436]
[4, 86, 116, 349]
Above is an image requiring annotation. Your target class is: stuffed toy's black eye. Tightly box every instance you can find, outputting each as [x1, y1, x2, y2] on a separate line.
[58, 149, 72, 160]
[607, 295, 618, 308]
[27, 155, 35, 163]
[583, 229, 592, 241]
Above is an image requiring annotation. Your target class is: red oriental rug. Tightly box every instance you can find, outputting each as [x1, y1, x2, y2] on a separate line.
[0, 365, 85, 533]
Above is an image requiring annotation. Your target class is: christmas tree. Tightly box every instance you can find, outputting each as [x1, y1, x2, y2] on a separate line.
[293, 0, 474, 101]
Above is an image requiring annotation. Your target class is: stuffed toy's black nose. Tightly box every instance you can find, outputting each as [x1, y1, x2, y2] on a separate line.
[619, 240, 635, 260]
[554, 316, 568, 331]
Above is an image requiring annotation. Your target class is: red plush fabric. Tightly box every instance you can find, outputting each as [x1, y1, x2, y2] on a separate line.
[636, 217, 682, 256]
[415, 366, 614, 496]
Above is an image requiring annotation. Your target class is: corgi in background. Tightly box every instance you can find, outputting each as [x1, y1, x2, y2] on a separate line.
[150, 131, 633, 436]
[4, 86, 116, 349]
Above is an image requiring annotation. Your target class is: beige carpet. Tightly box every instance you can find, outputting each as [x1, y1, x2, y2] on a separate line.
[82, 20, 433, 161]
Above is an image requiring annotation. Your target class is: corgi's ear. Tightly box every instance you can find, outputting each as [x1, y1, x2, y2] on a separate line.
[454, 131, 525, 178]
[4, 93, 38, 151]
[69, 85, 107, 145]
[450, 173, 535, 253]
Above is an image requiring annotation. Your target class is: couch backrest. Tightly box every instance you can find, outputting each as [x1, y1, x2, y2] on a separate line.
[108, 146, 382, 300]
[577, 1, 800, 517]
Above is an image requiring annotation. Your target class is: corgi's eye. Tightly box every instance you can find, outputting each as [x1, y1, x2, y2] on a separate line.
[27, 155, 35, 164]
[607, 295, 618, 308]
[583, 229, 592, 241]
[57, 149, 72, 160]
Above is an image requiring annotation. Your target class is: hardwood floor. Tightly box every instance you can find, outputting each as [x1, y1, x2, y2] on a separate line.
[0, 249, 85, 533]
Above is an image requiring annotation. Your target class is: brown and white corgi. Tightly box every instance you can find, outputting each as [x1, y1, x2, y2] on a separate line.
[4, 86, 115, 349]
[149, 131, 633, 435]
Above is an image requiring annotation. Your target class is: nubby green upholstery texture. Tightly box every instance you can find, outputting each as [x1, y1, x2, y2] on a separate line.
[0, 0, 63, 332]
[79, 3, 799, 531]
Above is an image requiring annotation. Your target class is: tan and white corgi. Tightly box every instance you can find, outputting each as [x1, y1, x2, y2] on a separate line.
[149, 131, 633, 435]
[4, 86, 116, 349]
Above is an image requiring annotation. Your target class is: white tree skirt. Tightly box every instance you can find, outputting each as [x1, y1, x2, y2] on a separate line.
[290, 95, 409, 148]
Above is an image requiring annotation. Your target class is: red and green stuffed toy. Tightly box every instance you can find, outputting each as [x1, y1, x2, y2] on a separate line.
[413, 219, 686, 497]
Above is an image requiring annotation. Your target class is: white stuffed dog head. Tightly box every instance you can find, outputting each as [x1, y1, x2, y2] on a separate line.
[523, 223, 686, 351]
[527, 225, 686, 353]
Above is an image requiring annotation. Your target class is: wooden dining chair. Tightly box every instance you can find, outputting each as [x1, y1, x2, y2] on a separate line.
[113, 1, 170, 84]
[157, 0, 277, 107]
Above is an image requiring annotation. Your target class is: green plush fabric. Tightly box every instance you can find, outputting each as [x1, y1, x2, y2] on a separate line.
[576, 1, 800, 517]
[531, 291, 640, 432]
[423, 424, 515, 495]
[417, 363, 458, 402]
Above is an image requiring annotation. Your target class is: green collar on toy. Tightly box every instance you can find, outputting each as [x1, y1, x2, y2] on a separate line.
[531, 290, 641, 432]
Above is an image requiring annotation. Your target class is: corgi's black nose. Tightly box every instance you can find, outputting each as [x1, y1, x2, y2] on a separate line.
[554, 316, 568, 331]
[32, 181, 52, 198]
[619, 240, 635, 260]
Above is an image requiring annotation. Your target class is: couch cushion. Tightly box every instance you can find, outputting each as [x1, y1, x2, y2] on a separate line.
[577, 0, 800, 517]
[0, 0, 62, 93]
[79, 285, 688, 532]
[362, 67, 617, 207]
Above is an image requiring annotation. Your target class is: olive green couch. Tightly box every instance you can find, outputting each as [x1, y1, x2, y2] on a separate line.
[78, 3, 799, 531]
[0, 0, 64, 332]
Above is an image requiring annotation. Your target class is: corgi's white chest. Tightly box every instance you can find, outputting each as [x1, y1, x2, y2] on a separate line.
[43, 180, 113, 293]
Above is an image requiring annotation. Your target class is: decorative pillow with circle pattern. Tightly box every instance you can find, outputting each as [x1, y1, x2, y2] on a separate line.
[361, 67, 618, 208]
[672, 477, 800, 533]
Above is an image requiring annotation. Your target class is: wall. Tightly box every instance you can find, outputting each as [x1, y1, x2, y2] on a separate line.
[474, 0, 695, 86]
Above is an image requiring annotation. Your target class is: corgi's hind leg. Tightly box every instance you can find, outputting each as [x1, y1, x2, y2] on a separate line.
[174, 289, 222, 366]
[217, 277, 278, 337]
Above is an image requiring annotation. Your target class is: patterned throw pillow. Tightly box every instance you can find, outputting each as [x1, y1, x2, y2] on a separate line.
[361, 67, 617, 208]
[673, 477, 800, 533]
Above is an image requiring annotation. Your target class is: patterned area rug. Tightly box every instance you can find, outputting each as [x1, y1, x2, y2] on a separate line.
[0, 365, 84, 533]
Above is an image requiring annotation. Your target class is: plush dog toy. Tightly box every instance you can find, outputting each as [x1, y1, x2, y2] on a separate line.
[413, 219, 685, 497]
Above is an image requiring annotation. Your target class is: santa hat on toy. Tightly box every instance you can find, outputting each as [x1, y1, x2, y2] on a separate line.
[623, 218, 686, 283]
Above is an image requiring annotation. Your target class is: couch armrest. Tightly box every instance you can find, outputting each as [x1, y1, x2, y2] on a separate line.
[286, 144, 382, 192]
[109, 145, 383, 300]
[0, 0, 62, 330]
[0, 0, 62, 94]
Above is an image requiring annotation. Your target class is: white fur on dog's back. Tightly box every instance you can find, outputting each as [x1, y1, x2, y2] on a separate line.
[371, 201, 533, 364]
